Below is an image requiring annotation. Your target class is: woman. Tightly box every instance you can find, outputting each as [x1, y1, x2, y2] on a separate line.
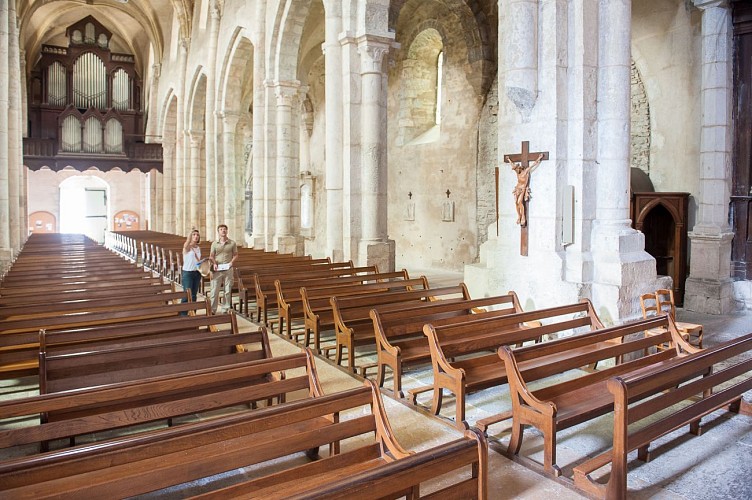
[181, 229, 202, 302]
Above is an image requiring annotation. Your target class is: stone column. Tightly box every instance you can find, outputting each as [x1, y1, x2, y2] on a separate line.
[146, 64, 161, 139]
[273, 82, 303, 254]
[222, 111, 242, 239]
[685, 0, 735, 314]
[162, 141, 175, 233]
[502, 0, 539, 116]
[357, 35, 395, 271]
[205, 1, 222, 234]
[590, 0, 660, 322]
[175, 39, 189, 234]
[8, 0, 20, 251]
[0, 0, 12, 268]
[324, 0, 344, 261]
[188, 131, 204, 230]
[250, 0, 267, 249]
[149, 168, 160, 231]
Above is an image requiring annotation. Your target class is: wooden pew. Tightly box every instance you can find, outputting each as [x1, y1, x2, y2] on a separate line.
[0, 380, 487, 500]
[421, 300, 605, 430]
[0, 350, 322, 461]
[496, 314, 700, 475]
[370, 292, 526, 398]
[0, 280, 172, 307]
[40, 313, 241, 355]
[276, 270, 415, 338]
[0, 300, 208, 378]
[252, 265, 377, 325]
[573, 332, 752, 499]
[39, 316, 266, 393]
[234, 258, 344, 316]
[0, 289, 190, 320]
[329, 284, 472, 374]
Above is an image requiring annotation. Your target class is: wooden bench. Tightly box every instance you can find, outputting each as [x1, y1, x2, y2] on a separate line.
[572, 332, 752, 499]
[252, 265, 377, 325]
[497, 313, 700, 475]
[0, 280, 172, 307]
[0, 300, 209, 378]
[294, 270, 429, 344]
[0, 289, 190, 320]
[234, 259, 344, 316]
[0, 349, 322, 460]
[39, 317, 267, 394]
[370, 292, 526, 398]
[421, 300, 605, 430]
[329, 284, 472, 374]
[0, 380, 487, 499]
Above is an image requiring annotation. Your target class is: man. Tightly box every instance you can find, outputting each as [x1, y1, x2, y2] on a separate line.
[506, 153, 544, 226]
[208, 224, 238, 314]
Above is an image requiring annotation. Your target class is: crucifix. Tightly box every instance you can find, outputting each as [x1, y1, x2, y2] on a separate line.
[496, 141, 549, 256]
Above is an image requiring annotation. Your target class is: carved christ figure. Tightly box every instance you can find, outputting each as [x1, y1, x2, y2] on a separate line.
[506, 153, 544, 226]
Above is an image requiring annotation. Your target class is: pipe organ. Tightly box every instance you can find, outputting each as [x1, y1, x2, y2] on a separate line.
[24, 15, 159, 172]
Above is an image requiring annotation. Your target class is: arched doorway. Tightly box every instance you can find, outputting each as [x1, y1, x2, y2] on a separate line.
[59, 175, 109, 243]
[28, 211, 57, 233]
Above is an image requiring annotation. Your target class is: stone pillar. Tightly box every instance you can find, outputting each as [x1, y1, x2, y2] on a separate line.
[357, 35, 394, 271]
[162, 141, 175, 233]
[146, 64, 161, 139]
[175, 39, 189, 234]
[188, 131, 204, 230]
[502, 0, 539, 116]
[205, 1, 222, 235]
[273, 82, 303, 255]
[0, 0, 12, 268]
[149, 168, 160, 231]
[590, 0, 660, 322]
[8, 0, 20, 251]
[250, 0, 267, 249]
[685, 0, 735, 314]
[222, 111, 242, 239]
[324, 0, 344, 261]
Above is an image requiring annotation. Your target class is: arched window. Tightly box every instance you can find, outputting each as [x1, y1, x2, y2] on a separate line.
[73, 53, 107, 109]
[61, 115, 81, 152]
[398, 29, 444, 144]
[112, 68, 130, 110]
[47, 61, 67, 107]
[83, 116, 103, 152]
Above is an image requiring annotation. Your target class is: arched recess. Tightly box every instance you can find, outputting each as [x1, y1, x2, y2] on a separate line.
[218, 31, 255, 241]
[187, 71, 208, 234]
[387, 0, 495, 271]
[29, 211, 57, 234]
[161, 90, 178, 233]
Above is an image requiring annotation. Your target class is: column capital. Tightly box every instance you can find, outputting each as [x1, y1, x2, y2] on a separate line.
[692, 0, 729, 10]
[220, 110, 241, 128]
[356, 34, 395, 74]
[152, 63, 161, 79]
[211, 0, 224, 20]
[273, 80, 301, 106]
[179, 37, 191, 52]
[188, 130, 205, 146]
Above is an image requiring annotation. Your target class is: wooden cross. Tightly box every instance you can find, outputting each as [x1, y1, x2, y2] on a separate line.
[496, 141, 549, 256]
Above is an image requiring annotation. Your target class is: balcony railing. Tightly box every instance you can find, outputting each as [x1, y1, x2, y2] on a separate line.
[23, 137, 163, 173]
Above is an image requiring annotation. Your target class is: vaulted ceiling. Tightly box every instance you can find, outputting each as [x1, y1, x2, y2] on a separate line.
[17, 0, 180, 74]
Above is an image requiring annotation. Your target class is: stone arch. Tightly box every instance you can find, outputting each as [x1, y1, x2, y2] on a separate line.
[398, 27, 444, 144]
[219, 31, 254, 115]
[268, 0, 313, 82]
[391, 0, 495, 96]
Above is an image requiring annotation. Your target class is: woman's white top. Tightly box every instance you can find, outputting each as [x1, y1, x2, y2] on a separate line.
[183, 246, 201, 271]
